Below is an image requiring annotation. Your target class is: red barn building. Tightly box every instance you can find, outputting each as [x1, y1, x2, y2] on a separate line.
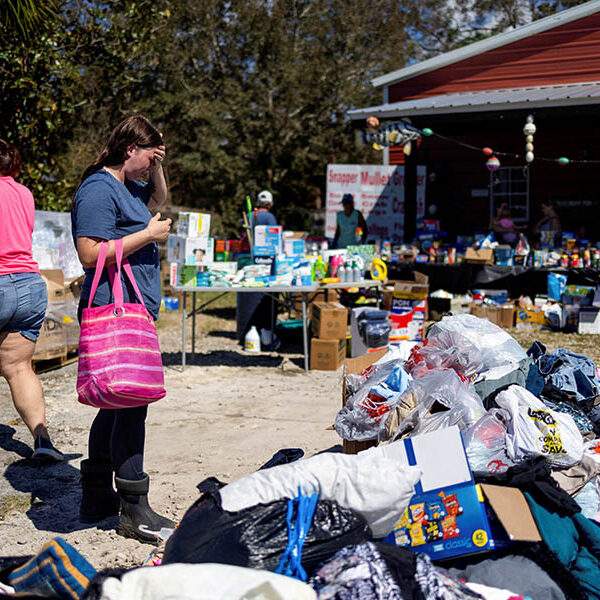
[349, 0, 600, 241]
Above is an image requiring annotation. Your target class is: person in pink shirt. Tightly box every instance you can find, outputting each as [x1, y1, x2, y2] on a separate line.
[0, 140, 63, 461]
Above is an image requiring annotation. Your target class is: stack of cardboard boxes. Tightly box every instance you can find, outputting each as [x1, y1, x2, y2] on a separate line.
[309, 302, 348, 371]
[34, 270, 81, 363]
[167, 211, 217, 287]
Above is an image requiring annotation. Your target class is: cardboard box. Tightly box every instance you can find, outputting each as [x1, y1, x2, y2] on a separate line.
[177, 211, 211, 237]
[578, 307, 600, 334]
[514, 307, 549, 328]
[40, 269, 66, 303]
[311, 302, 348, 340]
[310, 337, 346, 371]
[384, 272, 429, 342]
[167, 234, 214, 266]
[254, 225, 283, 256]
[379, 427, 541, 560]
[33, 316, 67, 361]
[470, 304, 515, 329]
[465, 248, 494, 265]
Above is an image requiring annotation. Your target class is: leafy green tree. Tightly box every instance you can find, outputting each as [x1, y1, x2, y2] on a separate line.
[0, 0, 59, 41]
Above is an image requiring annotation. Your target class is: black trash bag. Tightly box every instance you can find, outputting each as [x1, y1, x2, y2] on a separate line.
[163, 486, 371, 577]
[259, 448, 304, 470]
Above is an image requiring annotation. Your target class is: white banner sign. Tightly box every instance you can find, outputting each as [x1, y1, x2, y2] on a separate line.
[325, 164, 405, 242]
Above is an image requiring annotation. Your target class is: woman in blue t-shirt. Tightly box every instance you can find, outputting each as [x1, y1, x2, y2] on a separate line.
[71, 114, 174, 543]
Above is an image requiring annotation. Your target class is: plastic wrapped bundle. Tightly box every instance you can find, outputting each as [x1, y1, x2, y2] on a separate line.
[386, 370, 486, 441]
[429, 314, 526, 371]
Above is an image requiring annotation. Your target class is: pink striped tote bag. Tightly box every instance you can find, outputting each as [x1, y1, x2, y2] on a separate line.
[76, 239, 166, 409]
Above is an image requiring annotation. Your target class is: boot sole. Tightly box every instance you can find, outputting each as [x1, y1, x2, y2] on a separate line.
[118, 523, 161, 546]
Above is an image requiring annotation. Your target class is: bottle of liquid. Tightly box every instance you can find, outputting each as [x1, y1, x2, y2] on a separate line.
[338, 264, 347, 283]
[244, 326, 261, 353]
[352, 264, 361, 282]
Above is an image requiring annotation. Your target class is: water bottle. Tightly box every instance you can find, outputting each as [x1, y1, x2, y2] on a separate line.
[338, 265, 347, 283]
[353, 265, 361, 282]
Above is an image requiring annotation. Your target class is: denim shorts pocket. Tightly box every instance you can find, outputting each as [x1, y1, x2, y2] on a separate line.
[29, 280, 48, 319]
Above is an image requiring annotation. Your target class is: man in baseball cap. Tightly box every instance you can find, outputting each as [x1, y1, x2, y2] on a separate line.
[257, 190, 274, 207]
[244, 189, 280, 351]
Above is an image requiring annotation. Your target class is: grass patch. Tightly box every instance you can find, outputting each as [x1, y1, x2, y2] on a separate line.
[0, 495, 30, 519]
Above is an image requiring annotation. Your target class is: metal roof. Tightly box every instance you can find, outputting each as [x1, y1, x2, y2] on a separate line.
[372, 0, 600, 88]
[347, 81, 600, 119]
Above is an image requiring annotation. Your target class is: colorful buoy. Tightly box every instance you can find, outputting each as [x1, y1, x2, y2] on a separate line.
[486, 156, 500, 171]
[422, 127, 433, 136]
[372, 142, 383, 151]
[557, 157, 570, 165]
[482, 147, 494, 157]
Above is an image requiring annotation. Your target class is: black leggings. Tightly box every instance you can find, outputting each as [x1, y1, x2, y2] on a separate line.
[78, 300, 146, 481]
[88, 406, 147, 480]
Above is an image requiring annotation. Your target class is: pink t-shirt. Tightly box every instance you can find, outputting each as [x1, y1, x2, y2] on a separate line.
[0, 176, 39, 275]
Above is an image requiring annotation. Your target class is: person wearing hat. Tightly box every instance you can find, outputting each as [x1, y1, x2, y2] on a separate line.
[251, 190, 277, 229]
[334, 193, 367, 249]
[238, 189, 280, 351]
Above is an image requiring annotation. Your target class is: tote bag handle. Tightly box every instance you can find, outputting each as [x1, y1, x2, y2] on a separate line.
[88, 239, 148, 312]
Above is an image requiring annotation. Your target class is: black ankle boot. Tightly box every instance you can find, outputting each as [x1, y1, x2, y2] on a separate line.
[79, 459, 120, 523]
[115, 473, 175, 544]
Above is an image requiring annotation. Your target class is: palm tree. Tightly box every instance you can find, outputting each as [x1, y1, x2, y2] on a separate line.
[0, 0, 60, 41]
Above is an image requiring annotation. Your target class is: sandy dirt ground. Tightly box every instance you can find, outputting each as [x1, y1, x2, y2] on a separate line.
[2, 299, 600, 570]
[0, 303, 342, 569]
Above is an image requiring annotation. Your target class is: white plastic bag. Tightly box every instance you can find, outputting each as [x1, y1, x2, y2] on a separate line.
[345, 344, 407, 395]
[220, 451, 422, 539]
[98, 563, 317, 600]
[406, 330, 483, 379]
[336, 364, 412, 441]
[495, 385, 584, 467]
[429, 314, 526, 370]
[388, 370, 486, 440]
[463, 410, 515, 474]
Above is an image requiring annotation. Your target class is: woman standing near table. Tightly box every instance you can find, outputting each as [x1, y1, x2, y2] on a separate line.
[71, 114, 174, 543]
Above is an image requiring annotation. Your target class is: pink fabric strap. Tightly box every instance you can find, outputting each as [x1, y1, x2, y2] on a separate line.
[88, 239, 147, 311]
[88, 241, 109, 308]
[109, 239, 146, 310]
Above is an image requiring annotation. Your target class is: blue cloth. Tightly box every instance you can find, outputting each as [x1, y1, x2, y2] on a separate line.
[0, 272, 47, 341]
[526, 492, 600, 599]
[8, 537, 96, 599]
[251, 209, 277, 229]
[529, 342, 599, 410]
[71, 170, 160, 319]
[336, 209, 360, 249]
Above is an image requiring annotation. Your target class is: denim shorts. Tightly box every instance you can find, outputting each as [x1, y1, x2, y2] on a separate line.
[0, 272, 48, 341]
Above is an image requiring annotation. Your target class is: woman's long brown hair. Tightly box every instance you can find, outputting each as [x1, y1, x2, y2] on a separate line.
[77, 114, 162, 188]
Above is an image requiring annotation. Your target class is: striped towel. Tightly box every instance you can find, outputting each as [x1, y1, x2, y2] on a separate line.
[8, 537, 96, 599]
